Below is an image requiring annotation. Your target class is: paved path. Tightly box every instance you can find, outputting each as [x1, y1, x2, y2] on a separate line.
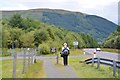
[43, 59, 78, 78]
[1, 55, 80, 78]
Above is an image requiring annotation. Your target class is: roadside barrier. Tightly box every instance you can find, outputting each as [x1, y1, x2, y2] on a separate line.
[84, 57, 120, 76]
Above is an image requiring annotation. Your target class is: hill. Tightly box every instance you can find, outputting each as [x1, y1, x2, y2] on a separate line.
[2, 14, 98, 55]
[103, 26, 120, 49]
[1, 8, 117, 41]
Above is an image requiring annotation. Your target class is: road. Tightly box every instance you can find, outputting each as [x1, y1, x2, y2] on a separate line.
[84, 48, 120, 61]
[1, 49, 119, 61]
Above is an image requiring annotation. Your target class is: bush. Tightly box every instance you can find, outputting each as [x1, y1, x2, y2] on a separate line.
[39, 43, 50, 55]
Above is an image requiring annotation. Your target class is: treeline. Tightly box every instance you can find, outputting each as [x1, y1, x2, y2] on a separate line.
[2, 14, 98, 54]
[103, 26, 120, 49]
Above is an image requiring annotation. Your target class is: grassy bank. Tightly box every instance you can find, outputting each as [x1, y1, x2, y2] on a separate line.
[102, 48, 120, 54]
[1, 59, 45, 78]
[69, 58, 120, 78]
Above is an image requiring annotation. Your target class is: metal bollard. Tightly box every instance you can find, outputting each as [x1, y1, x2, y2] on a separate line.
[83, 49, 85, 55]
[93, 51, 96, 58]
[92, 56, 94, 67]
[97, 57, 100, 70]
[113, 60, 116, 76]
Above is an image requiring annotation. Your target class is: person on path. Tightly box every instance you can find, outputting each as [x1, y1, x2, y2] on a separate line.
[60, 43, 70, 66]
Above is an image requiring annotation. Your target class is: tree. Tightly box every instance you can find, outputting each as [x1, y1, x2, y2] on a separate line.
[9, 13, 23, 29]
[117, 26, 120, 32]
[20, 31, 34, 48]
[47, 28, 55, 40]
[2, 26, 11, 48]
[116, 36, 120, 49]
[103, 26, 120, 49]
[79, 33, 98, 48]
[34, 30, 48, 47]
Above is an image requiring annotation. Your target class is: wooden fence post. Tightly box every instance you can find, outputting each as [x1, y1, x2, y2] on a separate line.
[56, 54, 59, 64]
[31, 49, 32, 64]
[28, 48, 30, 68]
[113, 60, 116, 76]
[12, 52, 17, 78]
[34, 48, 37, 63]
[31, 49, 34, 64]
[22, 48, 26, 74]
[97, 57, 100, 70]
[33, 48, 36, 64]
[34, 48, 36, 63]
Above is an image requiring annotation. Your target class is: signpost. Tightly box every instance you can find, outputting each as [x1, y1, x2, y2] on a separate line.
[73, 41, 78, 49]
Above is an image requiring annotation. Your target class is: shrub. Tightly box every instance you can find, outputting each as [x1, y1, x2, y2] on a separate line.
[39, 43, 50, 55]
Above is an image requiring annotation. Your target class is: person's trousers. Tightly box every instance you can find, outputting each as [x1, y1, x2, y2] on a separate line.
[63, 55, 68, 66]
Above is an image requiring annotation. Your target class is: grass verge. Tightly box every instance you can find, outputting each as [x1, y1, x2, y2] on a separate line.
[101, 48, 120, 54]
[38, 49, 84, 56]
[69, 49, 84, 56]
[0, 59, 2, 79]
[1, 59, 45, 78]
[69, 58, 120, 78]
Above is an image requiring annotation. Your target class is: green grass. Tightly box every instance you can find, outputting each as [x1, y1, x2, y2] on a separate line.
[38, 49, 83, 56]
[47, 55, 120, 78]
[1, 59, 45, 78]
[23, 60, 45, 78]
[69, 58, 120, 78]
[1, 48, 83, 57]
[70, 49, 84, 56]
[1, 48, 21, 57]
[0, 59, 2, 79]
[102, 48, 120, 54]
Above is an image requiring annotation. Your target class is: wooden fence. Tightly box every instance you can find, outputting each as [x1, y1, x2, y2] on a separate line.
[12, 48, 36, 78]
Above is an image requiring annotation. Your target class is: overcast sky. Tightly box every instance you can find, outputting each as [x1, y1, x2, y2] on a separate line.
[0, 0, 119, 24]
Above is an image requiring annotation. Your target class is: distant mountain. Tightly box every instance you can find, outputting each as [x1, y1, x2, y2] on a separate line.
[1, 8, 117, 41]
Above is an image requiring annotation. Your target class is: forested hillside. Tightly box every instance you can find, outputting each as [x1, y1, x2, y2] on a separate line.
[2, 9, 117, 41]
[103, 26, 120, 49]
[2, 14, 98, 54]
